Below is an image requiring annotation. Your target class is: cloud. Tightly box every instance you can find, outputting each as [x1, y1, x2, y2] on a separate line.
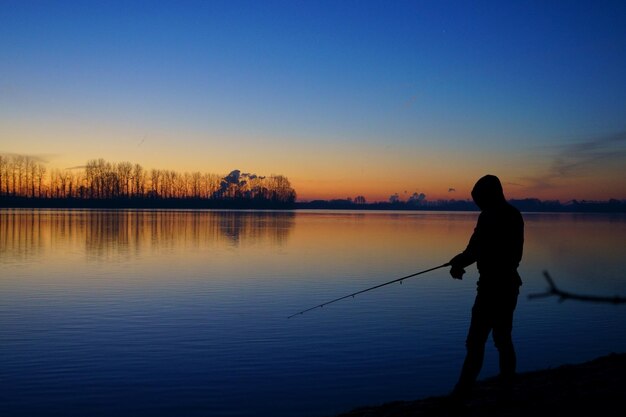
[0, 152, 55, 164]
[65, 165, 88, 170]
[521, 131, 626, 192]
[551, 132, 626, 176]
[221, 169, 241, 185]
[448, 188, 456, 192]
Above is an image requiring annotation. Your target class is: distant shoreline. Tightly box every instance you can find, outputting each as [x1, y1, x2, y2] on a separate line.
[1, 196, 625, 213]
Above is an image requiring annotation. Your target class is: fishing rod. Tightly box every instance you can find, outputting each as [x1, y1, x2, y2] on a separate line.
[288, 262, 450, 318]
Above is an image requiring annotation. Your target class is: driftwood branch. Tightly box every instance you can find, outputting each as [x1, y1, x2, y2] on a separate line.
[528, 271, 626, 304]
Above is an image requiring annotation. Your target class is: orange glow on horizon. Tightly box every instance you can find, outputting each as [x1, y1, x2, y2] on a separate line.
[291, 174, 626, 203]
[1, 124, 624, 203]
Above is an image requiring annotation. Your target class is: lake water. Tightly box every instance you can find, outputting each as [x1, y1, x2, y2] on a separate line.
[1, 209, 625, 416]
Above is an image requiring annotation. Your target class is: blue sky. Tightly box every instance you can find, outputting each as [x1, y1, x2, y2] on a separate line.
[1, 0, 625, 200]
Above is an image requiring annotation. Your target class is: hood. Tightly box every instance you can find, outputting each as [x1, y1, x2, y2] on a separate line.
[471, 175, 506, 210]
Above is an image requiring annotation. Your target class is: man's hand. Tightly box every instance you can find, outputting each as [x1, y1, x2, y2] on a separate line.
[449, 254, 466, 280]
[450, 266, 465, 280]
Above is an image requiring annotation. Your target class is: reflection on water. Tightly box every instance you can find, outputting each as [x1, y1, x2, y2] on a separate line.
[0, 209, 295, 262]
[0, 209, 625, 417]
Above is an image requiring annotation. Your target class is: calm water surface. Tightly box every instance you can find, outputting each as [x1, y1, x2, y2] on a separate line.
[1, 209, 625, 416]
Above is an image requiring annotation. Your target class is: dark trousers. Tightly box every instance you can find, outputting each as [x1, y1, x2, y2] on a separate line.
[455, 286, 519, 392]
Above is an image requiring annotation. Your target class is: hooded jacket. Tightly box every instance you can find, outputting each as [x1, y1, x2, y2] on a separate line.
[452, 175, 524, 288]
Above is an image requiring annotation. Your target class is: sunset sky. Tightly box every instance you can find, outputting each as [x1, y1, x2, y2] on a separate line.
[1, 1, 625, 202]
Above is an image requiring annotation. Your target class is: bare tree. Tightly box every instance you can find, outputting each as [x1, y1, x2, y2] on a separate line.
[5, 156, 12, 195]
[14, 155, 25, 196]
[117, 161, 133, 198]
[203, 173, 221, 198]
[0, 155, 6, 196]
[268, 175, 296, 203]
[28, 159, 38, 197]
[132, 163, 145, 197]
[50, 169, 61, 198]
[191, 171, 201, 198]
[150, 169, 161, 197]
[36, 164, 47, 197]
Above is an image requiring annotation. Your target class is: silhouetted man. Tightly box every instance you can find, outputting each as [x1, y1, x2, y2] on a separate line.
[449, 174, 523, 402]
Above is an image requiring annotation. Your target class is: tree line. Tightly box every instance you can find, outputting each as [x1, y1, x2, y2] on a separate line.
[296, 197, 626, 212]
[0, 155, 296, 204]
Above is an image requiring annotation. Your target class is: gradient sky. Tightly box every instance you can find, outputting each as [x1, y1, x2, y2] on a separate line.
[1, 0, 625, 201]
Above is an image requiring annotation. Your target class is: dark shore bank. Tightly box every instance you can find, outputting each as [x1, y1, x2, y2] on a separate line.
[335, 352, 626, 417]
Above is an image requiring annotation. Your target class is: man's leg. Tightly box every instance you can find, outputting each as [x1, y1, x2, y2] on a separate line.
[492, 289, 519, 379]
[453, 293, 491, 396]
